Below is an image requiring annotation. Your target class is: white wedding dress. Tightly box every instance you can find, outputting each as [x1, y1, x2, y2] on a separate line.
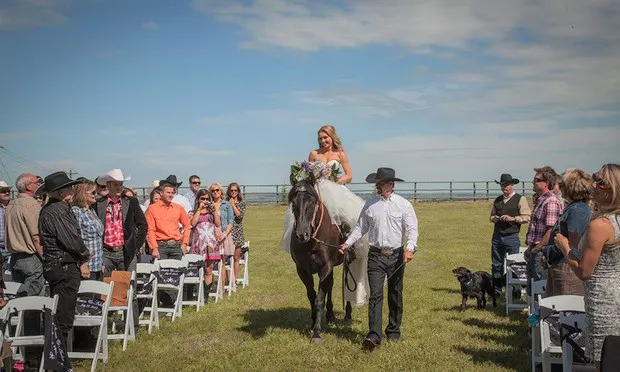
[280, 160, 369, 308]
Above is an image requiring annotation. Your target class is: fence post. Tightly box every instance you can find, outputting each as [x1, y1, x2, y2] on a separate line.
[486, 181, 490, 201]
[473, 182, 476, 202]
[413, 182, 417, 203]
[449, 181, 453, 202]
[275, 185, 279, 204]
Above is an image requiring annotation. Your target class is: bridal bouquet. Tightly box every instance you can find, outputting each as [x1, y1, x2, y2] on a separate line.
[290, 160, 341, 182]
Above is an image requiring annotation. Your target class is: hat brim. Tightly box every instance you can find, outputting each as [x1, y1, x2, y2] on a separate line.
[46, 179, 82, 193]
[99, 175, 131, 184]
[365, 173, 404, 183]
[159, 180, 182, 187]
[495, 179, 520, 185]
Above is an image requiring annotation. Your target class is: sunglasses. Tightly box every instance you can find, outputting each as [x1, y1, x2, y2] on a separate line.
[199, 197, 210, 201]
[211, 189, 220, 193]
[191, 181, 201, 185]
[35, 196, 44, 200]
[533, 178, 544, 183]
[90, 191, 97, 196]
[0, 189, 10, 194]
[229, 189, 239, 193]
[592, 174, 610, 189]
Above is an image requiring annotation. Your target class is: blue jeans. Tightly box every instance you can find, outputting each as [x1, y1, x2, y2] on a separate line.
[491, 233, 520, 297]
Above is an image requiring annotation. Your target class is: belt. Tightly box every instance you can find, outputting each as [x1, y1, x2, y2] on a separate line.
[370, 246, 402, 256]
[157, 239, 182, 246]
[104, 245, 124, 252]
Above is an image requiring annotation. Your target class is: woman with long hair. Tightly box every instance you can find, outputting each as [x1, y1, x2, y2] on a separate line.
[281, 124, 370, 308]
[555, 163, 620, 370]
[189, 189, 221, 295]
[210, 182, 235, 291]
[71, 180, 104, 280]
[226, 182, 246, 283]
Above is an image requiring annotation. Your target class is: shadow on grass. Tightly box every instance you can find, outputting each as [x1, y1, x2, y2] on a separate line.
[429, 286, 461, 294]
[238, 307, 362, 342]
[453, 345, 529, 372]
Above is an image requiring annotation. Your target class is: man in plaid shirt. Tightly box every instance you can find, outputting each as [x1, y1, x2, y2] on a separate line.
[524, 166, 564, 294]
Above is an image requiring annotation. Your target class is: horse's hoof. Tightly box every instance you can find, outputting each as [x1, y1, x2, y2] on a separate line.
[311, 337, 322, 344]
[343, 316, 352, 324]
[326, 315, 336, 324]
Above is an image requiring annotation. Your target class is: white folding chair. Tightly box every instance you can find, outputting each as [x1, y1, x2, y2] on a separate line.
[181, 254, 205, 311]
[529, 279, 548, 372]
[2, 281, 22, 337]
[136, 263, 159, 334]
[538, 295, 585, 372]
[68, 280, 114, 372]
[106, 271, 136, 351]
[559, 312, 594, 372]
[505, 252, 528, 315]
[235, 241, 250, 289]
[156, 259, 186, 321]
[5, 295, 59, 372]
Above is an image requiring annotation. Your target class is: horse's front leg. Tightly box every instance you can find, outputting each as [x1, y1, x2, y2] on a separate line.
[311, 267, 333, 343]
[344, 301, 352, 322]
[325, 271, 336, 323]
[296, 266, 317, 325]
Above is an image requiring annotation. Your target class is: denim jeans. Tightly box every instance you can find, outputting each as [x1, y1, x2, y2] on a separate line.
[491, 233, 521, 297]
[10, 253, 45, 296]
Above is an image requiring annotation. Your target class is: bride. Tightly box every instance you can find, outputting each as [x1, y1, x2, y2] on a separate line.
[281, 125, 369, 308]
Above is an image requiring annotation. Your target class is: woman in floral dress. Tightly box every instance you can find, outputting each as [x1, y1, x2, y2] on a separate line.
[189, 189, 221, 294]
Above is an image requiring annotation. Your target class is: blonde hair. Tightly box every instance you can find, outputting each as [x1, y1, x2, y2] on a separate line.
[73, 181, 96, 208]
[560, 168, 592, 203]
[317, 125, 343, 151]
[594, 163, 620, 215]
[209, 182, 223, 200]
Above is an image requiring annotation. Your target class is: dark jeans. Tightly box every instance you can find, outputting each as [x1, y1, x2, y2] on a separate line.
[44, 263, 81, 343]
[103, 250, 137, 273]
[157, 244, 183, 307]
[89, 271, 103, 281]
[367, 246, 405, 343]
[11, 253, 45, 296]
[491, 233, 521, 297]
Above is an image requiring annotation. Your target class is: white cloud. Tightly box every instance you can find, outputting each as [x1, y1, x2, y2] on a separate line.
[0, 0, 70, 30]
[142, 21, 159, 30]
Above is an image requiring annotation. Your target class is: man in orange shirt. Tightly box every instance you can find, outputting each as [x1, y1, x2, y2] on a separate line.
[145, 181, 190, 260]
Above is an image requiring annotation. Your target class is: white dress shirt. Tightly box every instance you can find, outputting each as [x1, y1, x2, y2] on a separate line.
[345, 193, 419, 253]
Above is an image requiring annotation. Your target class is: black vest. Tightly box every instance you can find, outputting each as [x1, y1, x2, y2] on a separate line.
[493, 193, 522, 235]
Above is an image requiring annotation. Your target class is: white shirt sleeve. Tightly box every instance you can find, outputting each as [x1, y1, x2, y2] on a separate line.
[345, 203, 369, 247]
[403, 202, 419, 252]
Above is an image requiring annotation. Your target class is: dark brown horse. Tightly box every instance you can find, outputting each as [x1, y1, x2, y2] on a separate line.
[288, 174, 353, 343]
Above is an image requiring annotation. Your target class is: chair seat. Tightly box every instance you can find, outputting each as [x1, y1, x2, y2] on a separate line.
[74, 315, 104, 327]
[108, 305, 128, 312]
[10, 335, 45, 346]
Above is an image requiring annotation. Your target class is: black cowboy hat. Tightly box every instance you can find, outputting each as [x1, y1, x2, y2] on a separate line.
[159, 174, 182, 187]
[365, 167, 404, 183]
[42, 171, 82, 193]
[495, 173, 520, 186]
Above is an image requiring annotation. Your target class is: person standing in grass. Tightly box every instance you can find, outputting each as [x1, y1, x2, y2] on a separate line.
[339, 167, 419, 351]
[489, 173, 531, 299]
[189, 189, 221, 296]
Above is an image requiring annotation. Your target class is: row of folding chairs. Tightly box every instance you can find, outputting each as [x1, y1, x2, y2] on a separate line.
[0, 241, 250, 372]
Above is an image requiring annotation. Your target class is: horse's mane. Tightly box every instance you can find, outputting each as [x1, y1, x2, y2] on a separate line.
[288, 178, 319, 204]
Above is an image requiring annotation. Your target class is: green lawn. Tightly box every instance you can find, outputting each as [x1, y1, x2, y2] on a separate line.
[81, 202, 531, 372]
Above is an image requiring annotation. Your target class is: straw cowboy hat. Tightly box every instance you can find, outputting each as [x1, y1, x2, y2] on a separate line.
[365, 167, 404, 183]
[495, 173, 520, 186]
[0, 181, 11, 189]
[146, 180, 160, 195]
[42, 172, 82, 193]
[98, 169, 131, 184]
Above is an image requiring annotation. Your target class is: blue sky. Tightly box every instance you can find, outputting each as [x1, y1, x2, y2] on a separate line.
[1, 0, 619, 188]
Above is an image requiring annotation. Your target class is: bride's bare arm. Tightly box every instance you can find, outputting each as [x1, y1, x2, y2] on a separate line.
[337, 151, 353, 184]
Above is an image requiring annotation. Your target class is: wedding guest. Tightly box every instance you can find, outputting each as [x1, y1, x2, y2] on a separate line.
[71, 181, 104, 281]
[185, 175, 201, 207]
[0, 180, 12, 273]
[189, 189, 221, 296]
[227, 182, 246, 282]
[555, 163, 620, 370]
[210, 183, 234, 289]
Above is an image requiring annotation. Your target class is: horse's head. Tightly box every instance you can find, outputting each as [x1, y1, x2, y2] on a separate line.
[288, 175, 319, 244]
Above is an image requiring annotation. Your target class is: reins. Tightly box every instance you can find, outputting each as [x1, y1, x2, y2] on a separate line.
[307, 185, 358, 293]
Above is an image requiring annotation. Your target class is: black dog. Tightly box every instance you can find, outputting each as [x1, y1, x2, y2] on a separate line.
[452, 267, 497, 311]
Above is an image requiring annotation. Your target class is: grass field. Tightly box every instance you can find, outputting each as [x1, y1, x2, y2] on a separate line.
[81, 202, 531, 372]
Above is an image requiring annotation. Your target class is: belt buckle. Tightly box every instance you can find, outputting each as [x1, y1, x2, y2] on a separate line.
[381, 247, 393, 256]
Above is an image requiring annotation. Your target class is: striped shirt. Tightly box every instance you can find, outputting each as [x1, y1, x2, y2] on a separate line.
[526, 191, 564, 246]
[72, 206, 104, 272]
